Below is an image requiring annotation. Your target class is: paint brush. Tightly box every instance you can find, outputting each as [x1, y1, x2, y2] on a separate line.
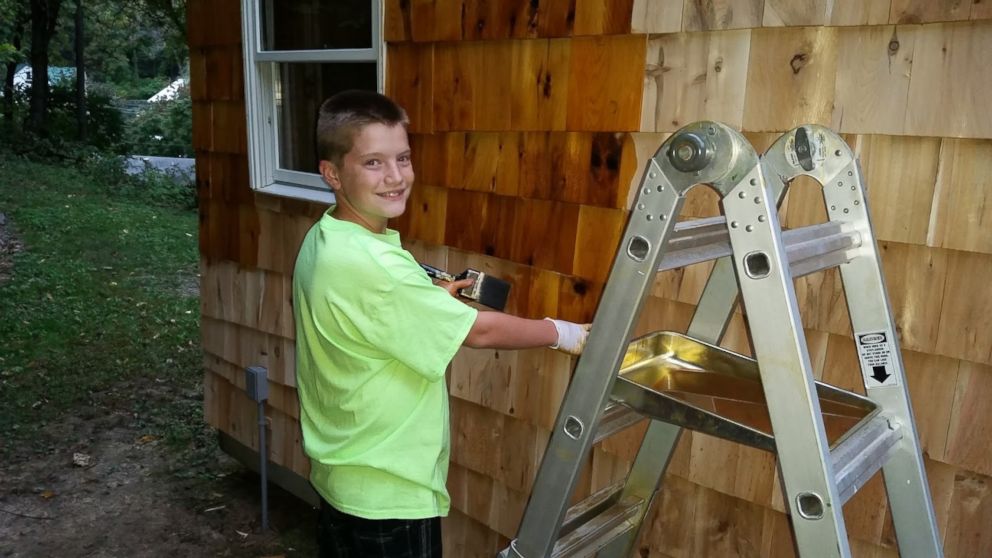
[419, 263, 511, 311]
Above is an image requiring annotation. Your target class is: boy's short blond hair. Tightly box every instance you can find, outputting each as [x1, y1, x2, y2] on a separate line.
[316, 90, 409, 167]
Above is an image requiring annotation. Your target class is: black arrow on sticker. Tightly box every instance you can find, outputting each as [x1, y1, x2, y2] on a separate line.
[871, 365, 890, 384]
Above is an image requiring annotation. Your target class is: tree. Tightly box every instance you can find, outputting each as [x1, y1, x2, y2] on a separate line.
[1, 0, 28, 127]
[27, 0, 63, 135]
[51, 1, 184, 95]
[136, 0, 186, 79]
[73, 0, 83, 140]
[139, 0, 185, 41]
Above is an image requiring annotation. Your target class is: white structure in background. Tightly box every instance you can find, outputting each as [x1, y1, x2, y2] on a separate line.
[10, 65, 81, 91]
[147, 78, 187, 102]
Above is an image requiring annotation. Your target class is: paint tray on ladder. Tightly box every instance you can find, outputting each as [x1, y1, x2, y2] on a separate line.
[611, 331, 883, 453]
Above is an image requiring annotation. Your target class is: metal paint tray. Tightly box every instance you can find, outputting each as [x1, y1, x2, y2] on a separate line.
[612, 331, 878, 452]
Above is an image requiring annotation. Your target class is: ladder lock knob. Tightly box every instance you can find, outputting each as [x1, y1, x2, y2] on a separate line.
[667, 132, 714, 173]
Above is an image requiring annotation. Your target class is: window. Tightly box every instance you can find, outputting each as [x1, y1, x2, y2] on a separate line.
[241, 0, 382, 203]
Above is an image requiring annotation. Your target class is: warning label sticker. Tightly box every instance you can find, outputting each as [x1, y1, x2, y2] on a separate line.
[784, 129, 827, 171]
[856, 331, 901, 388]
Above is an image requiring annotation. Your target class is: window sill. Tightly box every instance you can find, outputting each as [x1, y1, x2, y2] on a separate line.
[255, 182, 336, 205]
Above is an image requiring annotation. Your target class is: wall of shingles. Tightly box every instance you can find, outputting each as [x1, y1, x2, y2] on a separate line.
[192, 0, 992, 556]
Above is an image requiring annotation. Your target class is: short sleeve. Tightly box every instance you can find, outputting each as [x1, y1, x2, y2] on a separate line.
[362, 268, 478, 381]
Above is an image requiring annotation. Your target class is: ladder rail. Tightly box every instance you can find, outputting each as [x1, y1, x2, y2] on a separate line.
[723, 160, 853, 556]
[595, 125, 768, 558]
[599, 215, 780, 558]
[761, 126, 943, 557]
[504, 160, 687, 558]
[505, 123, 761, 558]
[812, 143, 942, 557]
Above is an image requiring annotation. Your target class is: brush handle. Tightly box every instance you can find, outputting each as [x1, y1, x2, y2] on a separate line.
[419, 262, 456, 282]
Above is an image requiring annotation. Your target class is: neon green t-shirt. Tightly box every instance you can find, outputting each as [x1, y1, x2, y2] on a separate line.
[292, 208, 478, 519]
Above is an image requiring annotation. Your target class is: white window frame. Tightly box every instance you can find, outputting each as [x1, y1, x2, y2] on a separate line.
[240, 0, 384, 204]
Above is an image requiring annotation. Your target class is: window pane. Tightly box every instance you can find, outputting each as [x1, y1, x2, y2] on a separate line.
[260, 0, 372, 51]
[274, 62, 378, 173]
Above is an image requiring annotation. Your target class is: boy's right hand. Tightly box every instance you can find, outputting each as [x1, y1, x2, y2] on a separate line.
[546, 319, 591, 355]
[440, 277, 475, 299]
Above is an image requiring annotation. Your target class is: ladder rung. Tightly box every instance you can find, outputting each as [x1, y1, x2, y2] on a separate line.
[560, 481, 623, 536]
[667, 216, 728, 249]
[831, 413, 903, 505]
[555, 482, 644, 558]
[593, 403, 644, 445]
[789, 248, 853, 278]
[786, 228, 861, 276]
[660, 221, 861, 275]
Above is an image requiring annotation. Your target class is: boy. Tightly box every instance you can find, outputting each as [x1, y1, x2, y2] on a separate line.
[292, 90, 589, 558]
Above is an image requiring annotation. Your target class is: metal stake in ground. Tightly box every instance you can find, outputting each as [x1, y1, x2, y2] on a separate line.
[245, 365, 270, 530]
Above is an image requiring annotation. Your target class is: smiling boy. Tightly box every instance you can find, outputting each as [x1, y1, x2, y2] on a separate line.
[292, 90, 589, 558]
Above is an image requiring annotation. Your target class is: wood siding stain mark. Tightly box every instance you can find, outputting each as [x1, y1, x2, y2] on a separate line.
[538, 0, 578, 37]
[682, 0, 764, 31]
[527, 0, 540, 35]
[462, 0, 521, 40]
[642, 43, 665, 131]
[890, 0, 971, 25]
[702, 0, 721, 30]
[763, 0, 829, 26]
[588, 133, 623, 207]
[789, 51, 809, 74]
[683, 0, 764, 31]
[510, 39, 552, 130]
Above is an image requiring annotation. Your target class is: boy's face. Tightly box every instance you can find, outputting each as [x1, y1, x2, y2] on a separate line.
[319, 123, 413, 233]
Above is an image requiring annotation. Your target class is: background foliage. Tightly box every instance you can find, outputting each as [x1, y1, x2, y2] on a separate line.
[123, 90, 192, 157]
[0, 0, 191, 156]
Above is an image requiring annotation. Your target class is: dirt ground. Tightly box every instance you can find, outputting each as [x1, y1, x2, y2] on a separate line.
[0, 388, 319, 558]
[0, 213, 318, 557]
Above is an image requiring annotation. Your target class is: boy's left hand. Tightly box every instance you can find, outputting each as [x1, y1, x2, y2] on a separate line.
[546, 319, 591, 355]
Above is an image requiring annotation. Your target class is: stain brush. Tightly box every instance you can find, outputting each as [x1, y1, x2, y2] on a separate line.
[419, 263, 511, 311]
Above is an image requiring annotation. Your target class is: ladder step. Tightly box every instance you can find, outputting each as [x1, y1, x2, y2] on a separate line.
[660, 220, 861, 276]
[555, 482, 644, 558]
[613, 331, 879, 453]
[593, 403, 645, 445]
[831, 413, 903, 505]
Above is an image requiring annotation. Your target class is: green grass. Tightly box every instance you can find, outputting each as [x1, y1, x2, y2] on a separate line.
[0, 154, 201, 454]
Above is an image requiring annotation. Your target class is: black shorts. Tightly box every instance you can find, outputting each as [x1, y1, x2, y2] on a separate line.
[317, 500, 442, 558]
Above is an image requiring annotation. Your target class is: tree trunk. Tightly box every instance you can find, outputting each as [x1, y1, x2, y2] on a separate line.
[74, 0, 85, 141]
[27, 0, 63, 136]
[2, 32, 23, 128]
[2, 1, 27, 128]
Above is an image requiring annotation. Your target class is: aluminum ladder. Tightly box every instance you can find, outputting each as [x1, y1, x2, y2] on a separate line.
[498, 123, 943, 558]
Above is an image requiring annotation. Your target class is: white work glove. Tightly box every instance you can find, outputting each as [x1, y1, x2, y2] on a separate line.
[545, 318, 591, 355]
